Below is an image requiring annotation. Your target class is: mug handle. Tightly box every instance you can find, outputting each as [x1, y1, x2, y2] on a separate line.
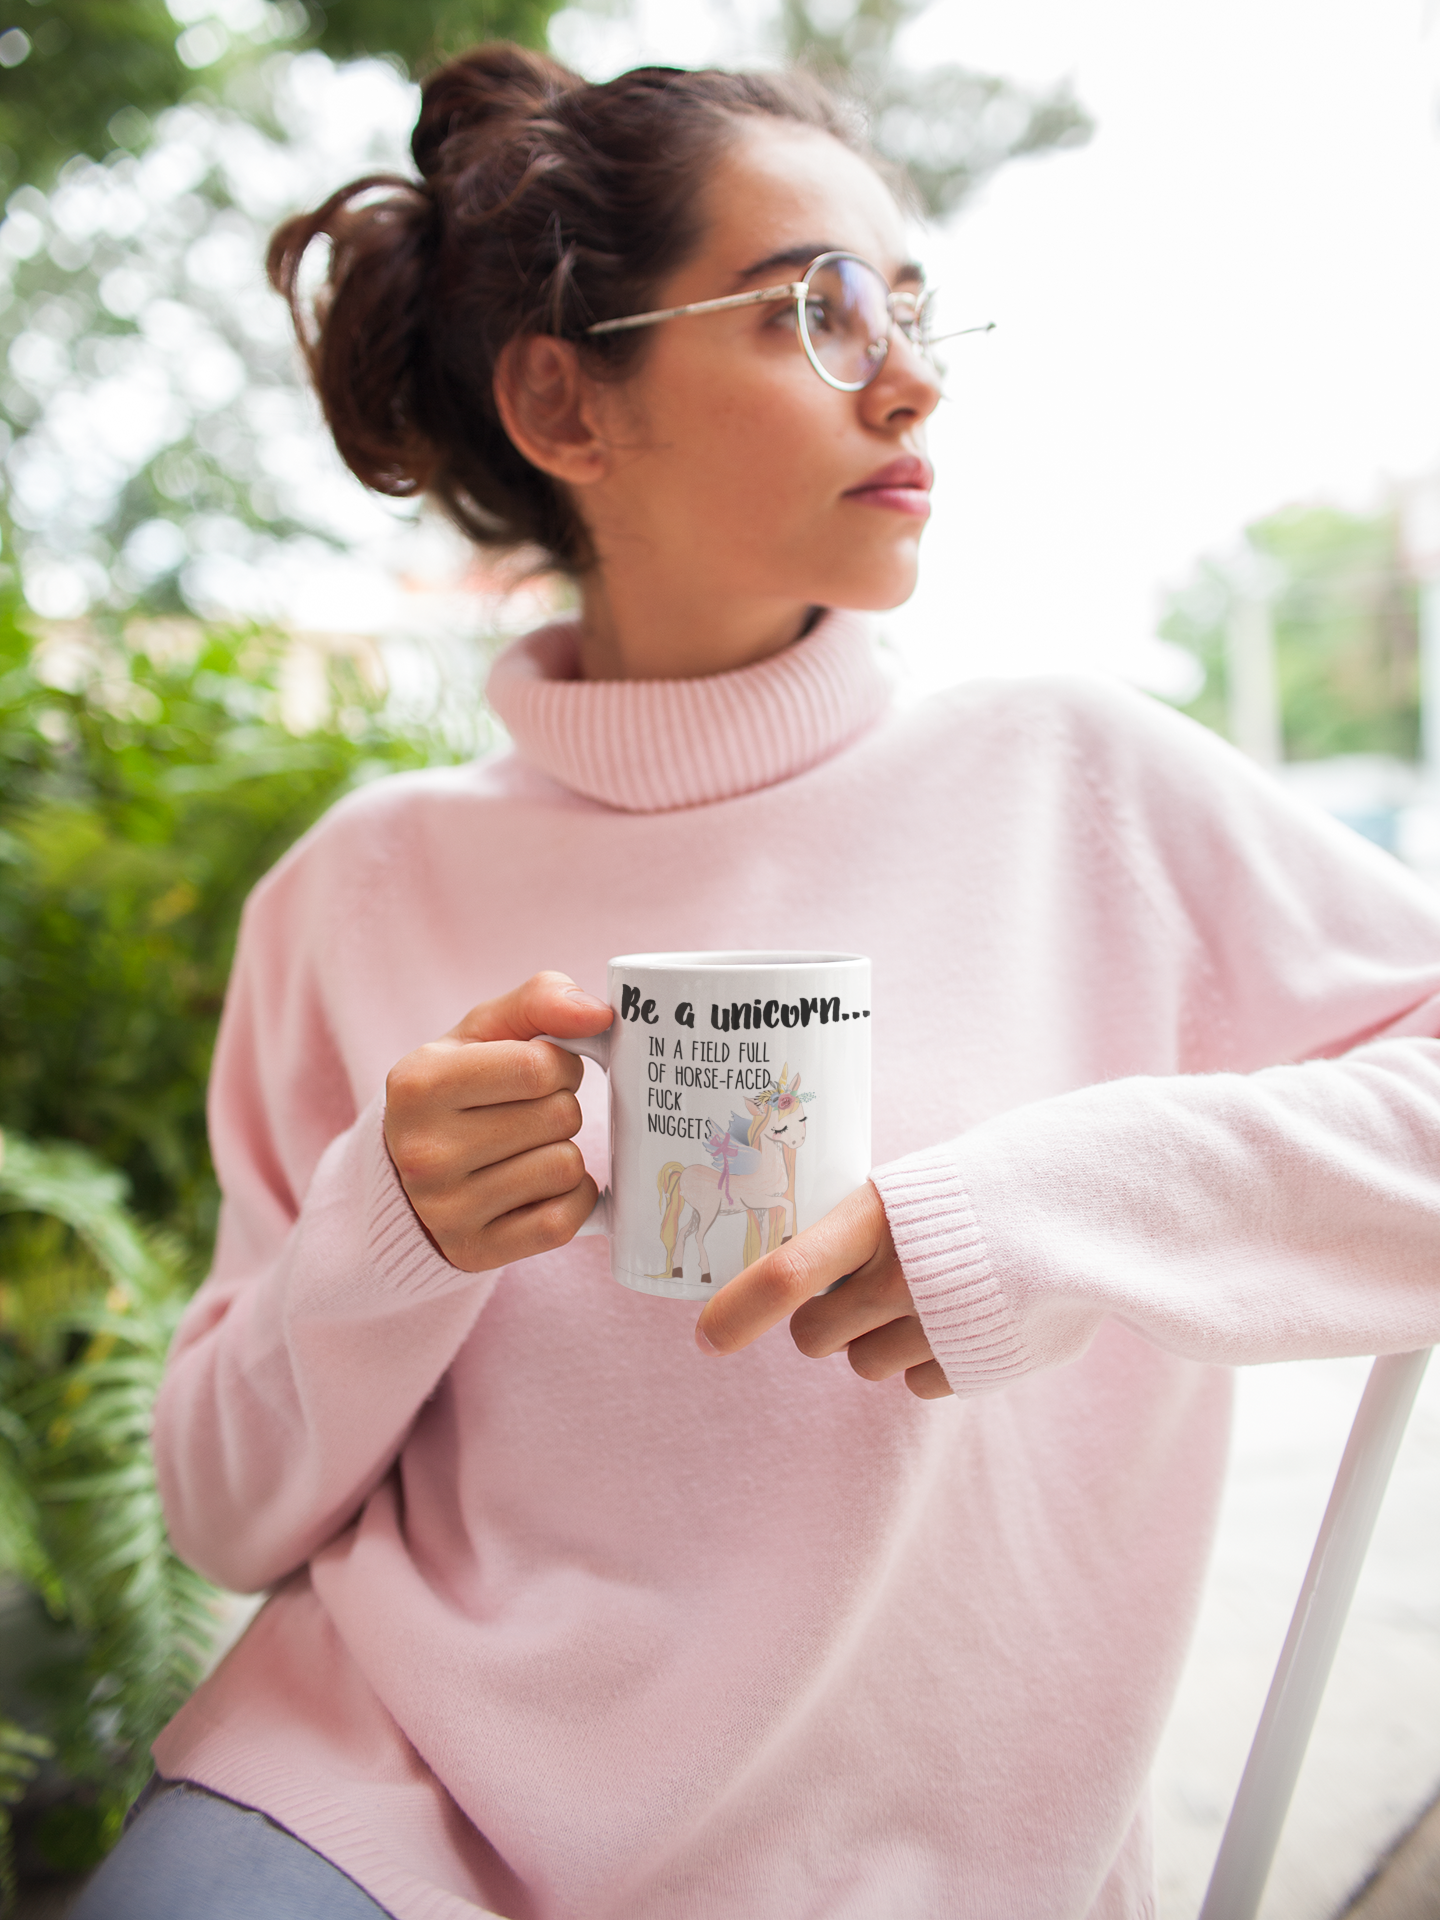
[535, 1031, 611, 1237]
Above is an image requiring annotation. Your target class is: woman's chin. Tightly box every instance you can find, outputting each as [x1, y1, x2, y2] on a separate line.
[822, 554, 922, 614]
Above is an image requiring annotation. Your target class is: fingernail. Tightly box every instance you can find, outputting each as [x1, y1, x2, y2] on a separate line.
[564, 987, 610, 1011]
[694, 1323, 720, 1356]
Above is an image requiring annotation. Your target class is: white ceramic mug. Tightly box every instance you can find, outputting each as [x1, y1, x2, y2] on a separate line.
[543, 951, 872, 1301]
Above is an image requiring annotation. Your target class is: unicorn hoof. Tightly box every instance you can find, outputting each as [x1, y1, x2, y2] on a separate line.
[671, 1267, 684, 1280]
[701, 1272, 712, 1285]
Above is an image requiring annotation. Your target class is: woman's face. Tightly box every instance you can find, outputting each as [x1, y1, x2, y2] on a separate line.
[578, 120, 942, 627]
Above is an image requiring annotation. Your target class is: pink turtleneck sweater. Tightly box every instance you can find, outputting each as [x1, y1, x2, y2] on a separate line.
[152, 613, 1440, 1920]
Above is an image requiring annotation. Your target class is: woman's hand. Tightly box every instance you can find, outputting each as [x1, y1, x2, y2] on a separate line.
[693, 1182, 952, 1399]
[384, 972, 613, 1272]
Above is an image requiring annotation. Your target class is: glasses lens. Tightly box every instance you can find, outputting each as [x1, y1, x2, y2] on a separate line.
[903, 287, 937, 354]
[799, 257, 893, 389]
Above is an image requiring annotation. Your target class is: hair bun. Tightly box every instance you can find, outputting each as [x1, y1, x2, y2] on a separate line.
[412, 42, 576, 180]
[276, 45, 863, 576]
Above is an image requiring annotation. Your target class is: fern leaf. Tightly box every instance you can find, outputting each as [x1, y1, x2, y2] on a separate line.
[0, 1717, 53, 1914]
[0, 1132, 224, 1834]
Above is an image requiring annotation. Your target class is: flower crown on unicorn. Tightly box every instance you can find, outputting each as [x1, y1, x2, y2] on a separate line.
[708, 1064, 817, 1168]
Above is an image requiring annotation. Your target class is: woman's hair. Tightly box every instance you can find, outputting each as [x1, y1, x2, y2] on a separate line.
[267, 45, 867, 573]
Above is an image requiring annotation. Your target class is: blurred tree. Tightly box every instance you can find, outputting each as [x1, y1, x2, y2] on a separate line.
[0, 0, 576, 627]
[0, 2, 187, 190]
[0, 53, 427, 630]
[0, 590, 479, 1248]
[0, 0, 564, 186]
[781, 0, 1092, 216]
[303, 0, 560, 67]
[1162, 501, 1420, 762]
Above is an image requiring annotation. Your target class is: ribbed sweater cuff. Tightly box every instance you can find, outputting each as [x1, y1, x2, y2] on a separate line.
[362, 1098, 468, 1299]
[871, 1142, 1032, 1394]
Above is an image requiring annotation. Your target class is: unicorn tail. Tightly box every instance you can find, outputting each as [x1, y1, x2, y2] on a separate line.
[655, 1161, 686, 1271]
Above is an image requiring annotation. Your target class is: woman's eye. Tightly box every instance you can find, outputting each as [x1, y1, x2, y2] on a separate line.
[804, 298, 832, 333]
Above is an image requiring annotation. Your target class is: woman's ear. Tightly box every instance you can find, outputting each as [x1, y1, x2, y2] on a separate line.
[493, 335, 610, 487]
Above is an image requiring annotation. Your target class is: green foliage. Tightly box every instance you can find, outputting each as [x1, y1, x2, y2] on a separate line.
[0, 0, 565, 186]
[0, 1, 191, 189]
[781, 0, 1093, 216]
[305, 0, 564, 71]
[0, 591, 474, 1247]
[1162, 502, 1420, 762]
[0, 0, 1089, 210]
[0, 570, 478, 1891]
[0, 1373, 60, 1614]
[0, 1133, 216, 1887]
[0, 1717, 54, 1911]
[0, 93, 390, 626]
[0, 42, 555, 639]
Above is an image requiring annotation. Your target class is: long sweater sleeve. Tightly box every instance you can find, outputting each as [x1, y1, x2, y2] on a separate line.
[873, 683, 1440, 1396]
[153, 821, 492, 1594]
[875, 1026, 1440, 1394]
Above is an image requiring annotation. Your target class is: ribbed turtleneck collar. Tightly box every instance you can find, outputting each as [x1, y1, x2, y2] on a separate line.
[485, 609, 889, 814]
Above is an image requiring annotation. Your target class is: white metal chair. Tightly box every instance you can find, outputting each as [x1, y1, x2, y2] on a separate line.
[1198, 1348, 1435, 1919]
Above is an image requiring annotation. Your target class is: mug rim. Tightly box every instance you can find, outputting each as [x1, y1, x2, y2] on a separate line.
[607, 950, 867, 971]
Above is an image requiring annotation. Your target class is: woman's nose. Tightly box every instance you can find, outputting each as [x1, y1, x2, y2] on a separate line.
[864, 326, 942, 425]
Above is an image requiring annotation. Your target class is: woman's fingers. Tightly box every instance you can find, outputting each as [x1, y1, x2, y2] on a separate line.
[694, 1183, 888, 1356]
[694, 1182, 953, 1400]
[458, 1089, 584, 1172]
[450, 970, 613, 1046]
[387, 969, 612, 1145]
[802, 1258, 954, 1397]
[418, 1142, 590, 1268]
[842, 1311, 935, 1381]
[388, 1036, 583, 1128]
[788, 1243, 910, 1358]
[464, 1139, 589, 1226]
[904, 1359, 953, 1401]
[444, 1172, 601, 1273]
[390, 1089, 582, 1193]
[383, 971, 614, 1271]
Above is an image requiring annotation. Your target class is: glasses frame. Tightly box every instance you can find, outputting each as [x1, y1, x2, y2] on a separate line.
[585, 249, 937, 393]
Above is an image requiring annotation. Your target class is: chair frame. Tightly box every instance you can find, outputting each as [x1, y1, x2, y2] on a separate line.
[1197, 1347, 1434, 1919]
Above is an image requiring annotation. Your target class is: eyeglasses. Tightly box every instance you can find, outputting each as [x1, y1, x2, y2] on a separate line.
[585, 250, 993, 392]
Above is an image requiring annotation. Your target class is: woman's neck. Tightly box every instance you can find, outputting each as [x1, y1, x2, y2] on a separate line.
[575, 572, 818, 682]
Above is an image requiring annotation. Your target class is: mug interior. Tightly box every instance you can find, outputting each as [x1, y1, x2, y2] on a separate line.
[608, 951, 865, 970]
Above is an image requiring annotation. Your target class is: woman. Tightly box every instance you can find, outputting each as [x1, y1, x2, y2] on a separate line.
[77, 41, 1440, 1920]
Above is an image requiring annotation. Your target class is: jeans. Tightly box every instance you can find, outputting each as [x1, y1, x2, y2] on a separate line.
[69, 1777, 393, 1919]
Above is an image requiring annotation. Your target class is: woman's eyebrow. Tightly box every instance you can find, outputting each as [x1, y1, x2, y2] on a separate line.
[732, 245, 926, 286]
[733, 244, 837, 283]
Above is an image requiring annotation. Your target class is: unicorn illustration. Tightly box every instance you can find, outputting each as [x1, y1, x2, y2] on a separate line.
[654, 1065, 815, 1284]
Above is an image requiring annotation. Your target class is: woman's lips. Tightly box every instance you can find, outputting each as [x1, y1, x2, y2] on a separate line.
[842, 455, 934, 517]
